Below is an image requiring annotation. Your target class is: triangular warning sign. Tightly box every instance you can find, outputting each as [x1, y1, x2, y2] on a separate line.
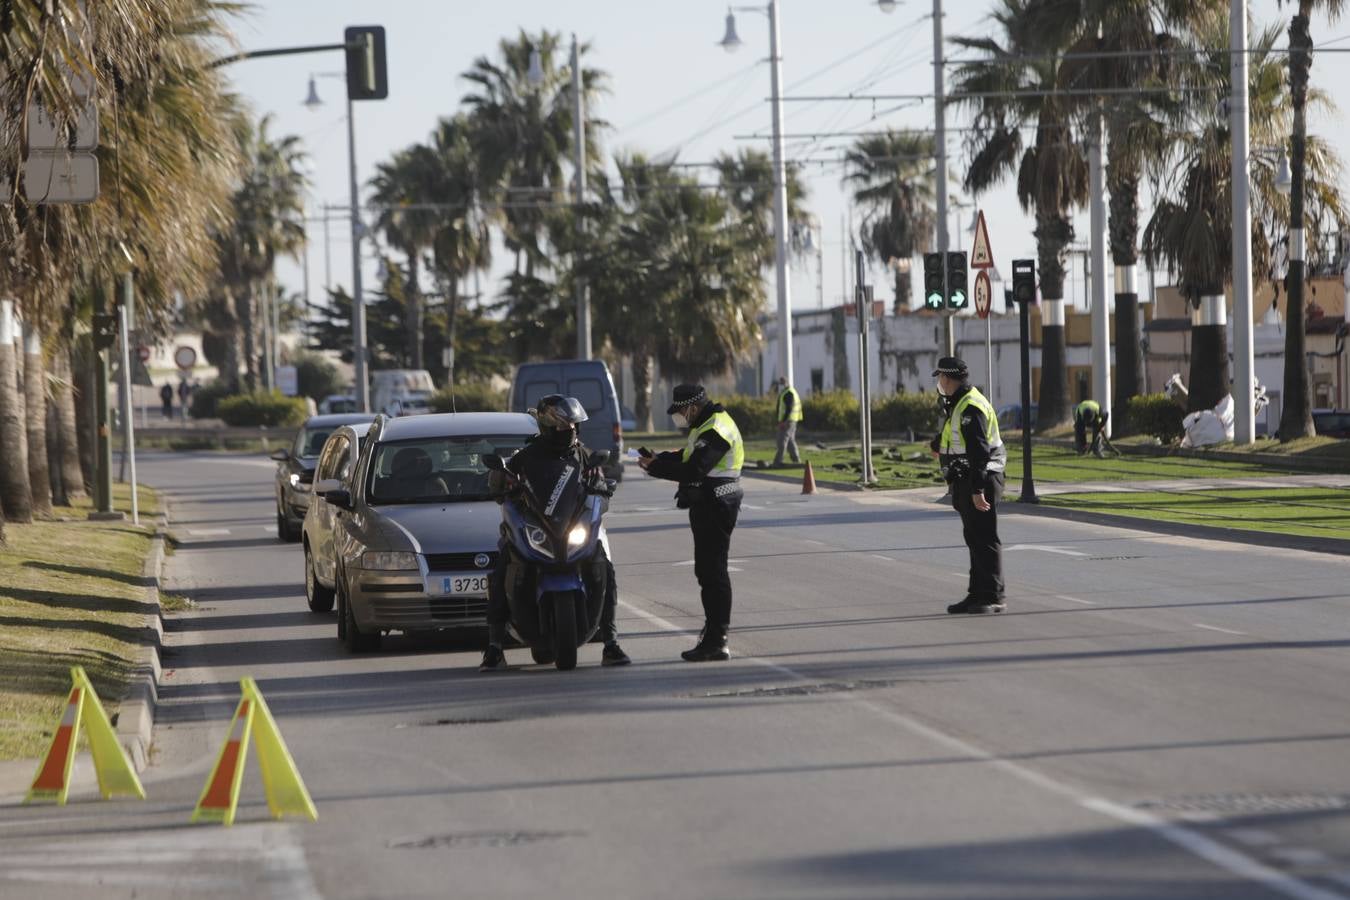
[26, 667, 145, 805]
[970, 210, 995, 269]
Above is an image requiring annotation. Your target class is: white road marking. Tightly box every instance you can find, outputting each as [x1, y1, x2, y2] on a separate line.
[1057, 594, 1097, 605]
[1193, 623, 1248, 636]
[727, 567, 743, 573]
[800, 539, 826, 546]
[186, 528, 231, 536]
[1270, 848, 1331, 866]
[1005, 544, 1088, 557]
[870, 554, 893, 562]
[1226, 828, 1281, 847]
[617, 599, 1350, 900]
[262, 525, 277, 534]
[674, 559, 746, 567]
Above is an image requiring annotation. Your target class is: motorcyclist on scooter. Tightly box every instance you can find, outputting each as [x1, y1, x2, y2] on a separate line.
[479, 394, 630, 671]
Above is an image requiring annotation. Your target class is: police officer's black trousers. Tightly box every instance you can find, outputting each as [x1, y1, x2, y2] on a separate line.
[952, 473, 1004, 601]
[689, 497, 740, 629]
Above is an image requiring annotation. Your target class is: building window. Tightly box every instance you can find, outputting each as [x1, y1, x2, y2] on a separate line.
[811, 368, 824, 393]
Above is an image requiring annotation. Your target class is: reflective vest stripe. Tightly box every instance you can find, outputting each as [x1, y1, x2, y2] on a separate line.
[777, 387, 803, 422]
[940, 388, 1003, 458]
[683, 410, 745, 478]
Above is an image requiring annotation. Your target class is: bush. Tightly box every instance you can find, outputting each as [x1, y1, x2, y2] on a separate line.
[216, 391, 308, 428]
[189, 379, 234, 420]
[802, 390, 859, 432]
[872, 391, 943, 435]
[291, 350, 344, 402]
[718, 393, 777, 435]
[1125, 392, 1185, 444]
[429, 381, 508, 413]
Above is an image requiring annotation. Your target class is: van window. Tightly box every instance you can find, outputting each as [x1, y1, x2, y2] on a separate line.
[522, 381, 560, 409]
[567, 378, 604, 413]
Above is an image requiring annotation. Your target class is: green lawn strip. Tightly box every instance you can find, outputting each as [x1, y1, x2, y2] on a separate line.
[1041, 486, 1350, 541]
[0, 483, 159, 761]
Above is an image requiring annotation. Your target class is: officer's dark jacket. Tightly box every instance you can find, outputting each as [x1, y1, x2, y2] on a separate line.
[645, 403, 739, 504]
[936, 385, 1006, 491]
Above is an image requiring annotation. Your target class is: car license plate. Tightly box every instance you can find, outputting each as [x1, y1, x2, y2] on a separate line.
[428, 573, 489, 597]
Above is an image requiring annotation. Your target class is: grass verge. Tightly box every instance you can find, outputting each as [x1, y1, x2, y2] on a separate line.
[0, 482, 159, 761]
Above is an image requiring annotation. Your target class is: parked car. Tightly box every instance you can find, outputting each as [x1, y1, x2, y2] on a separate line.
[272, 413, 376, 542]
[997, 403, 1038, 432]
[301, 421, 374, 613]
[387, 394, 432, 417]
[1312, 408, 1350, 438]
[509, 359, 623, 481]
[316, 412, 538, 652]
[318, 394, 358, 414]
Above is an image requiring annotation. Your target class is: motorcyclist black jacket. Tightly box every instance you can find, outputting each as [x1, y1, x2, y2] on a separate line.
[933, 384, 1006, 491]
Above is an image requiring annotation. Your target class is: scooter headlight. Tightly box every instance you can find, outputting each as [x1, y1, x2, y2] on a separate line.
[525, 526, 553, 558]
[567, 524, 588, 548]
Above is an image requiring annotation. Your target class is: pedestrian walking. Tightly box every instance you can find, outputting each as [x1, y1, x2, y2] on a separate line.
[1074, 399, 1109, 457]
[771, 376, 802, 467]
[159, 383, 174, 419]
[177, 381, 192, 421]
[639, 384, 743, 661]
[931, 357, 1007, 614]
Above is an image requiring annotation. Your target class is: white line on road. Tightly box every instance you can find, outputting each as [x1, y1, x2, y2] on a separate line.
[800, 539, 826, 546]
[1057, 594, 1097, 605]
[1193, 623, 1248, 636]
[262, 525, 277, 534]
[186, 528, 231, 536]
[870, 554, 893, 562]
[616, 599, 1350, 900]
[1005, 544, 1088, 557]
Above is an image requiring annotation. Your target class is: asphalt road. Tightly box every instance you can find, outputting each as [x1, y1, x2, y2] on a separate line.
[2, 449, 1349, 900]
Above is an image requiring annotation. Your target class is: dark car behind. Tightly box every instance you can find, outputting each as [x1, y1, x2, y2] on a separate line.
[274, 412, 376, 541]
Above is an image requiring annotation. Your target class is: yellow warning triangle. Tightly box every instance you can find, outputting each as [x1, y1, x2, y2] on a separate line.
[26, 667, 144, 805]
[245, 678, 317, 822]
[192, 679, 317, 825]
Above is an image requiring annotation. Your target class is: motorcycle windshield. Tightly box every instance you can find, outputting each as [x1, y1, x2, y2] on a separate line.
[521, 456, 586, 533]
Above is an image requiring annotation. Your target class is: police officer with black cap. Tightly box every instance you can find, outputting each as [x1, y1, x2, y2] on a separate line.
[638, 384, 744, 661]
[929, 357, 1008, 614]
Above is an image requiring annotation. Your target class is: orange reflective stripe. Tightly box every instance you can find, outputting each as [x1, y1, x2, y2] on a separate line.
[198, 699, 249, 810]
[31, 688, 80, 791]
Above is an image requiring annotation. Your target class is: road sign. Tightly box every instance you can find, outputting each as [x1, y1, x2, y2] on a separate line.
[136, 345, 151, 363]
[974, 269, 993, 319]
[9, 152, 100, 204]
[28, 102, 99, 151]
[174, 345, 198, 370]
[970, 210, 995, 270]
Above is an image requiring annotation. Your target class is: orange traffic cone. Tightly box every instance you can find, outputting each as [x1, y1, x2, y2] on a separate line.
[801, 460, 817, 495]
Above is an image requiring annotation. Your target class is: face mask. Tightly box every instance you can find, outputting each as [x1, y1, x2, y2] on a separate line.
[671, 412, 689, 429]
[936, 380, 950, 397]
[548, 428, 574, 449]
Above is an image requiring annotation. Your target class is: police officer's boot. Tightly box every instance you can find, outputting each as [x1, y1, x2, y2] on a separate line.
[681, 625, 729, 662]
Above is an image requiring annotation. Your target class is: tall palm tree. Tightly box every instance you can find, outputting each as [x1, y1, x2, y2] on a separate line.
[843, 131, 937, 313]
[950, 0, 1088, 429]
[370, 145, 442, 370]
[1277, 0, 1347, 438]
[1143, 18, 1345, 411]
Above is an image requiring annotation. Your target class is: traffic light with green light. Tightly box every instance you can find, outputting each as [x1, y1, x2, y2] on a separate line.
[923, 252, 945, 310]
[946, 251, 968, 309]
[345, 26, 388, 101]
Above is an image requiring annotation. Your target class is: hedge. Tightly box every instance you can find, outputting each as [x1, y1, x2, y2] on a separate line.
[216, 391, 308, 428]
[188, 379, 234, 419]
[716, 389, 943, 437]
[429, 382, 508, 413]
[1125, 392, 1185, 444]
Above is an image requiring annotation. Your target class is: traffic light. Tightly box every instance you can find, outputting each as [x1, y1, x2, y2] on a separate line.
[1011, 258, 1037, 304]
[946, 251, 968, 309]
[923, 252, 945, 310]
[345, 26, 388, 101]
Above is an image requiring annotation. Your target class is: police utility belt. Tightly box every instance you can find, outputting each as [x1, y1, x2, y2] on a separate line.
[676, 477, 742, 508]
[939, 455, 971, 485]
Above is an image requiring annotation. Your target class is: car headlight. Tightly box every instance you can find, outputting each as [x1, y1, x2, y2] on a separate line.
[524, 526, 553, 559]
[289, 473, 312, 492]
[567, 524, 588, 548]
[361, 551, 418, 571]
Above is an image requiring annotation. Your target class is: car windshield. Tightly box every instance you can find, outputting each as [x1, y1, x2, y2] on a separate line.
[324, 397, 357, 413]
[294, 427, 334, 458]
[367, 435, 528, 504]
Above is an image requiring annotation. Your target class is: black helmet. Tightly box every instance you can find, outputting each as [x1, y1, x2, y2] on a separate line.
[534, 395, 589, 429]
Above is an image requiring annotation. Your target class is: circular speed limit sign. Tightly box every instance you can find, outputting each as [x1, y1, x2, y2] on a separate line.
[973, 270, 993, 319]
[136, 345, 151, 363]
[173, 345, 197, 370]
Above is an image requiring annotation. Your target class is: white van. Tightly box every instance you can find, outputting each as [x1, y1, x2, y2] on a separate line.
[371, 369, 435, 418]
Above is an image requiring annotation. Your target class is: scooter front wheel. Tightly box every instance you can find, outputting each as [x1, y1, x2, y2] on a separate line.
[550, 591, 579, 670]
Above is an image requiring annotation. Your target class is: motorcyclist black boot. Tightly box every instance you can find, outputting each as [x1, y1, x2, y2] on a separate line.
[681, 626, 729, 662]
[479, 644, 508, 671]
[601, 642, 631, 666]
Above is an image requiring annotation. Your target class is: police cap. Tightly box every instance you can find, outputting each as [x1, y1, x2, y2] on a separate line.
[667, 383, 706, 415]
[932, 356, 969, 379]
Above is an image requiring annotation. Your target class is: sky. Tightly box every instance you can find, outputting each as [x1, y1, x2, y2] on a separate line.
[218, 0, 1350, 328]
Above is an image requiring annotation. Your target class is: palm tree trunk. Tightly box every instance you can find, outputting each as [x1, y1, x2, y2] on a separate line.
[24, 326, 52, 518]
[1189, 295, 1230, 413]
[0, 300, 33, 523]
[73, 335, 96, 493]
[238, 284, 258, 392]
[1106, 146, 1144, 425]
[1034, 213, 1072, 429]
[445, 278, 461, 389]
[632, 353, 653, 433]
[52, 341, 87, 500]
[893, 268, 911, 315]
[1280, 7, 1315, 440]
[407, 253, 424, 370]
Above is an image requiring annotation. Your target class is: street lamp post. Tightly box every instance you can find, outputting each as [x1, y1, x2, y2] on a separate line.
[1231, 0, 1256, 444]
[720, 2, 794, 386]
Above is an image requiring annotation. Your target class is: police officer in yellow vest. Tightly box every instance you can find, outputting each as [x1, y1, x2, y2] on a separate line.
[931, 357, 1008, 614]
[639, 384, 744, 660]
[772, 376, 803, 467]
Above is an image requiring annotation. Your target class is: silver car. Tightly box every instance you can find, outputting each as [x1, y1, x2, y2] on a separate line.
[302, 421, 373, 613]
[317, 412, 539, 652]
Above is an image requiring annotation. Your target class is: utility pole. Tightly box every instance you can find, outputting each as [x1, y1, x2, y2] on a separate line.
[768, 0, 794, 385]
[1230, 0, 1256, 443]
[572, 34, 591, 361]
[932, 0, 954, 357]
[1089, 110, 1111, 432]
[347, 93, 369, 411]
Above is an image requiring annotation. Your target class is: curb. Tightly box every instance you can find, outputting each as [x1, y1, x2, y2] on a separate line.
[741, 467, 866, 492]
[1005, 499, 1350, 557]
[115, 511, 168, 772]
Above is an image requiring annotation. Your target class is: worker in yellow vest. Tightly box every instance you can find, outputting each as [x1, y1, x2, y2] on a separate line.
[931, 357, 1008, 614]
[772, 376, 803, 467]
[1074, 399, 1108, 456]
[639, 384, 744, 661]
